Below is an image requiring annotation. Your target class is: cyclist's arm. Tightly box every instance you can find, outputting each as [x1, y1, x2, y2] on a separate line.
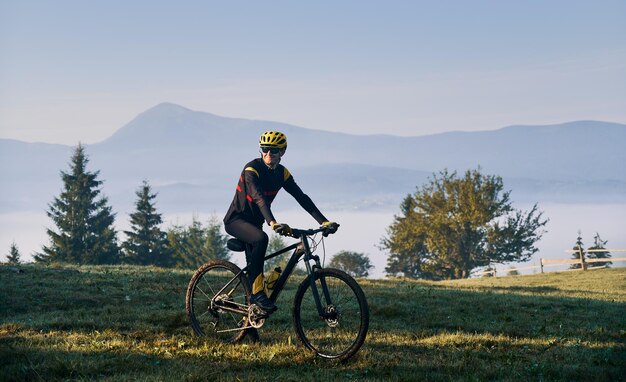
[283, 174, 328, 224]
[244, 168, 277, 225]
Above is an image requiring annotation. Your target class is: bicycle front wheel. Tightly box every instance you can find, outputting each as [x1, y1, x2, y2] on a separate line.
[293, 268, 369, 361]
[186, 260, 250, 343]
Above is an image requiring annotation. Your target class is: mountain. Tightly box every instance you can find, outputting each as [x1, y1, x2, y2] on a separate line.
[93, 103, 626, 182]
[1, 102, 625, 214]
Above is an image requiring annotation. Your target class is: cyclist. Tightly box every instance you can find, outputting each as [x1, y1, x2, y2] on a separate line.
[223, 131, 339, 313]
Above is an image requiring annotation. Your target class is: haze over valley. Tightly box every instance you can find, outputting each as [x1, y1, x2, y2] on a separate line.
[2, 103, 625, 276]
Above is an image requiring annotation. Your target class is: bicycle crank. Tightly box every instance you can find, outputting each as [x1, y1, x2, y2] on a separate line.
[247, 304, 267, 328]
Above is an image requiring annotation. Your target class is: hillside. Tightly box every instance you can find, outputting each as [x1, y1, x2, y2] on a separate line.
[1, 264, 624, 381]
[1, 103, 625, 213]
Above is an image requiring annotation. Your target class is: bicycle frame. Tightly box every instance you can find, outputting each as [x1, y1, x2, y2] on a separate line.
[211, 228, 332, 319]
[187, 224, 368, 360]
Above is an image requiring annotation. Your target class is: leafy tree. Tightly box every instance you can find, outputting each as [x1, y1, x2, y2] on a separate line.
[6, 242, 21, 265]
[383, 196, 429, 278]
[382, 169, 548, 280]
[35, 144, 120, 264]
[167, 216, 230, 269]
[122, 180, 171, 266]
[329, 251, 373, 278]
[587, 232, 612, 268]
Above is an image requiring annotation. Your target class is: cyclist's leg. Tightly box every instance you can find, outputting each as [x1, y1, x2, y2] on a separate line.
[225, 219, 267, 291]
[224, 219, 275, 312]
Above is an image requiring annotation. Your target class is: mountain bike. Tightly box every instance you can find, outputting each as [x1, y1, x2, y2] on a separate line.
[185, 226, 369, 361]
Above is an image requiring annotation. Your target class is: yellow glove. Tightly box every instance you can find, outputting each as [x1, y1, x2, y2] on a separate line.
[272, 222, 293, 236]
[321, 221, 339, 234]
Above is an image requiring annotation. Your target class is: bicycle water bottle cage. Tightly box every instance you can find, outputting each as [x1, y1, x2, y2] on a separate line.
[227, 238, 246, 252]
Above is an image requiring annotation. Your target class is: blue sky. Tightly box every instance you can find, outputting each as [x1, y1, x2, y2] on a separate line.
[1, 0, 625, 144]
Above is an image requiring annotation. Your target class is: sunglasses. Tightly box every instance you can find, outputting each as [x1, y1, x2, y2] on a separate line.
[261, 147, 281, 154]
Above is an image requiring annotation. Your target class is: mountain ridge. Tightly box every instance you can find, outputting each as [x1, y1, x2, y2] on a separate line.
[1, 103, 625, 213]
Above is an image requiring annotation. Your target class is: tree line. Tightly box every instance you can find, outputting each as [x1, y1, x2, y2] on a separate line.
[7, 145, 584, 280]
[29, 145, 229, 269]
[13, 144, 374, 276]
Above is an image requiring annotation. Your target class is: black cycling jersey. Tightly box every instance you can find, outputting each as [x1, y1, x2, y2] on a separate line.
[223, 158, 327, 227]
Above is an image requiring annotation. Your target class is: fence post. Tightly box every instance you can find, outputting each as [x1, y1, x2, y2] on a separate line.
[578, 245, 587, 271]
[540, 258, 544, 273]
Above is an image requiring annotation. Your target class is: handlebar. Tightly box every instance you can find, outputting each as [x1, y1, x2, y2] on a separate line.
[289, 225, 339, 238]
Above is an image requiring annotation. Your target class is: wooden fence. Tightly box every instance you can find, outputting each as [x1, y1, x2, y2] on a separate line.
[474, 249, 626, 277]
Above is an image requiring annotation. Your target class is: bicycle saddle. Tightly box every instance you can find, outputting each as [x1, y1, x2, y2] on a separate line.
[227, 238, 246, 252]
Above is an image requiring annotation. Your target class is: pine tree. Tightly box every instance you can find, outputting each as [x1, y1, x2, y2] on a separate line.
[35, 144, 120, 264]
[569, 231, 585, 270]
[122, 180, 171, 266]
[6, 242, 21, 265]
[167, 217, 230, 269]
[587, 232, 612, 268]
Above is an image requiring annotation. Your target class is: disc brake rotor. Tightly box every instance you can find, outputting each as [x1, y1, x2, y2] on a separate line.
[324, 305, 340, 328]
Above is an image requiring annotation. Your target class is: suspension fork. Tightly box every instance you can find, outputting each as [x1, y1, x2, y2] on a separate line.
[301, 235, 333, 317]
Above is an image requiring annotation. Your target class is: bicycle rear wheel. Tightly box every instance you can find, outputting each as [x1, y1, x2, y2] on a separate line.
[186, 260, 250, 343]
[293, 268, 369, 361]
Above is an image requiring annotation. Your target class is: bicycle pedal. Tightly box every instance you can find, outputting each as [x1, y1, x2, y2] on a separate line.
[257, 311, 270, 319]
[248, 304, 271, 318]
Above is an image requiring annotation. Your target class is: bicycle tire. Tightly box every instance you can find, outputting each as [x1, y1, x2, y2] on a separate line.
[293, 268, 369, 361]
[186, 260, 250, 343]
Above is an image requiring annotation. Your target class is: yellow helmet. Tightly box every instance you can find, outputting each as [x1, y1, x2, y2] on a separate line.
[259, 131, 287, 149]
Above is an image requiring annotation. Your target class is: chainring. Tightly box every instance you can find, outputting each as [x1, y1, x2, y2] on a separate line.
[247, 304, 267, 328]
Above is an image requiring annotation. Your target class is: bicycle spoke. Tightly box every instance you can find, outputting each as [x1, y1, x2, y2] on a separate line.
[195, 286, 213, 301]
[186, 261, 251, 343]
[293, 268, 368, 361]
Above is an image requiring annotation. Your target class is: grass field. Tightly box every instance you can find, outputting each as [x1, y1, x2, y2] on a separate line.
[1, 264, 624, 381]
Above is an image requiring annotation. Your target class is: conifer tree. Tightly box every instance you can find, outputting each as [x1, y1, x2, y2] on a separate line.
[35, 144, 120, 264]
[569, 231, 585, 270]
[6, 242, 21, 265]
[587, 232, 612, 268]
[167, 217, 230, 269]
[122, 180, 171, 266]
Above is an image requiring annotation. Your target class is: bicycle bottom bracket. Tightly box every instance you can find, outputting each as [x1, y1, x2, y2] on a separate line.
[248, 304, 267, 328]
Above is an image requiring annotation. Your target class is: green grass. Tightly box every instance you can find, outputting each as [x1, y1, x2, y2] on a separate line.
[1, 264, 624, 381]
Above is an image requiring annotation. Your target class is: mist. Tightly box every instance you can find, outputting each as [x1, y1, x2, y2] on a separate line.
[2, 202, 624, 278]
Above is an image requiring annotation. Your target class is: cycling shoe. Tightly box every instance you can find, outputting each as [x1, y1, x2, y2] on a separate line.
[250, 292, 278, 313]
